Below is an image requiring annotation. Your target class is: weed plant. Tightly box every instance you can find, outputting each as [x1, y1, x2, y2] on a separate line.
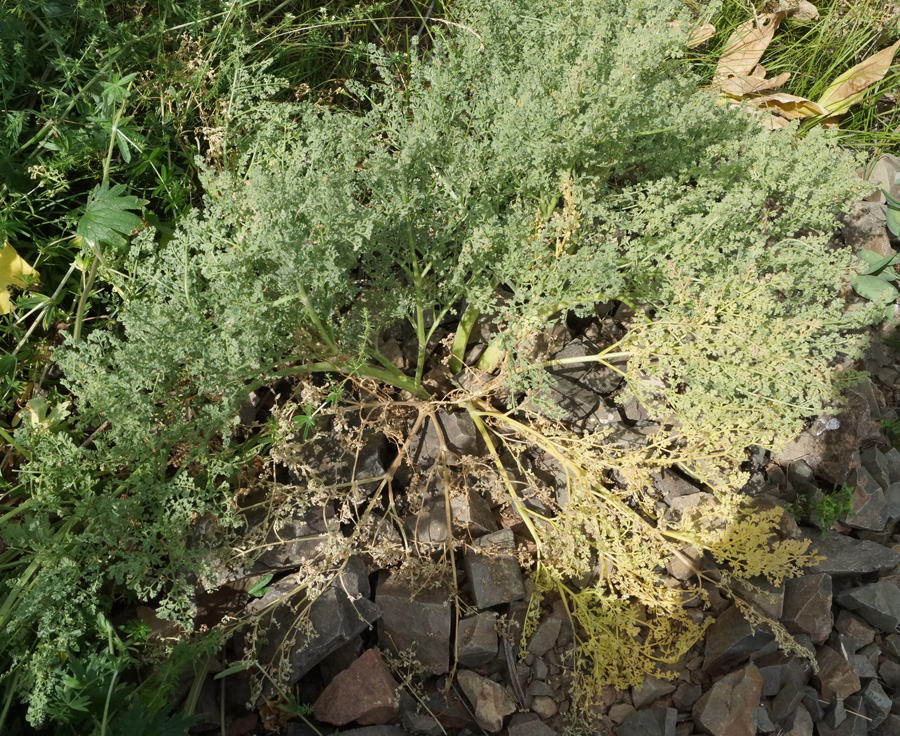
[0, 0, 886, 728]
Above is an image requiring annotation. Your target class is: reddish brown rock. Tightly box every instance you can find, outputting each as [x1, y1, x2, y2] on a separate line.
[812, 645, 861, 701]
[313, 649, 400, 726]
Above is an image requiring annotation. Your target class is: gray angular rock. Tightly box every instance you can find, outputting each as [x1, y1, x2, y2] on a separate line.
[755, 649, 811, 698]
[608, 704, 636, 724]
[879, 658, 900, 688]
[285, 429, 390, 490]
[771, 679, 806, 725]
[530, 695, 557, 719]
[782, 573, 833, 644]
[885, 482, 900, 524]
[616, 705, 676, 736]
[847, 652, 878, 680]
[861, 680, 890, 729]
[845, 466, 889, 531]
[457, 613, 499, 668]
[450, 488, 498, 538]
[866, 154, 900, 201]
[816, 694, 867, 735]
[813, 646, 861, 701]
[408, 410, 485, 467]
[731, 576, 785, 620]
[703, 605, 775, 676]
[398, 690, 473, 733]
[783, 704, 814, 736]
[841, 201, 892, 254]
[692, 664, 763, 736]
[754, 703, 777, 733]
[833, 610, 876, 652]
[377, 574, 451, 675]
[241, 556, 379, 698]
[836, 580, 900, 632]
[463, 528, 526, 609]
[804, 530, 900, 577]
[776, 381, 881, 486]
[537, 374, 607, 430]
[860, 447, 891, 489]
[883, 631, 900, 659]
[872, 713, 900, 736]
[631, 675, 676, 710]
[653, 470, 700, 502]
[672, 681, 702, 711]
[526, 615, 562, 658]
[405, 498, 450, 545]
[507, 712, 559, 736]
[883, 446, 900, 483]
[456, 669, 517, 732]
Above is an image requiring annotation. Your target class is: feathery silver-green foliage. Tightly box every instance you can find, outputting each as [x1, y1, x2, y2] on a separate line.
[10, 0, 876, 723]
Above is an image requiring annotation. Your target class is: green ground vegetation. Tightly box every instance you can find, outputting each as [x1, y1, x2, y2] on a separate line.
[1, 0, 899, 732]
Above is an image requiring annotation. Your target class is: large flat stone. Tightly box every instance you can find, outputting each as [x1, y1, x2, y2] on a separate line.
[242, 556, 380, 698]
[692, 664, 763, 736]
[463, 528, 526, 608]
[376, 574, 452, 675]
[782, 573, 833, 644]
[312, 649, 399, 726]
[813, 646, 861, 701]
[457, 670, 516, 732]
[803, 530, 900, 577]
[845, 467, 889, 531]
[703, 605, 774, 676]
[457, 612, 499, 668]
[617, 705, 676, 736]
[836, 580, 900, 632]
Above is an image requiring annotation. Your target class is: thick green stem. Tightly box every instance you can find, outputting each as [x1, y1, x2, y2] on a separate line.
[272, 358, 431, 400]
[72, 255, 99, 342]
[296, 283, 338, 354]
[402, 198, 427, 387]
[449, 302, 481, 373]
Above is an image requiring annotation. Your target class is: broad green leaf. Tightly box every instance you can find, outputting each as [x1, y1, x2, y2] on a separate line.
[850, 273, 899, 304]
[884, 187, 900, 209]
[75, 184, 146, 249]
[888, 206, 900, 238]
[857, 249, 900, 279]
[246, 573, 273, 597]
[115, 129, 132, 163]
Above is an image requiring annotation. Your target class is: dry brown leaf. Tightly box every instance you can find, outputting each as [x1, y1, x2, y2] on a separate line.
[761, 114, 790, 130]
[720, 71, 791, 97]
[688, 23, 716, 48]
[750, 92, 829, 119]
[714, 13, 784, 83]
[817, 39, 900, 114]
[778, 0, 819, 21]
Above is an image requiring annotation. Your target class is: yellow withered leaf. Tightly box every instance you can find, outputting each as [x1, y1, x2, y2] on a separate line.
[0, 239, 38, 315]
[751, 92, 829, 119]
[817, 39, 900, 114]
[714, 13, 784, 84]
